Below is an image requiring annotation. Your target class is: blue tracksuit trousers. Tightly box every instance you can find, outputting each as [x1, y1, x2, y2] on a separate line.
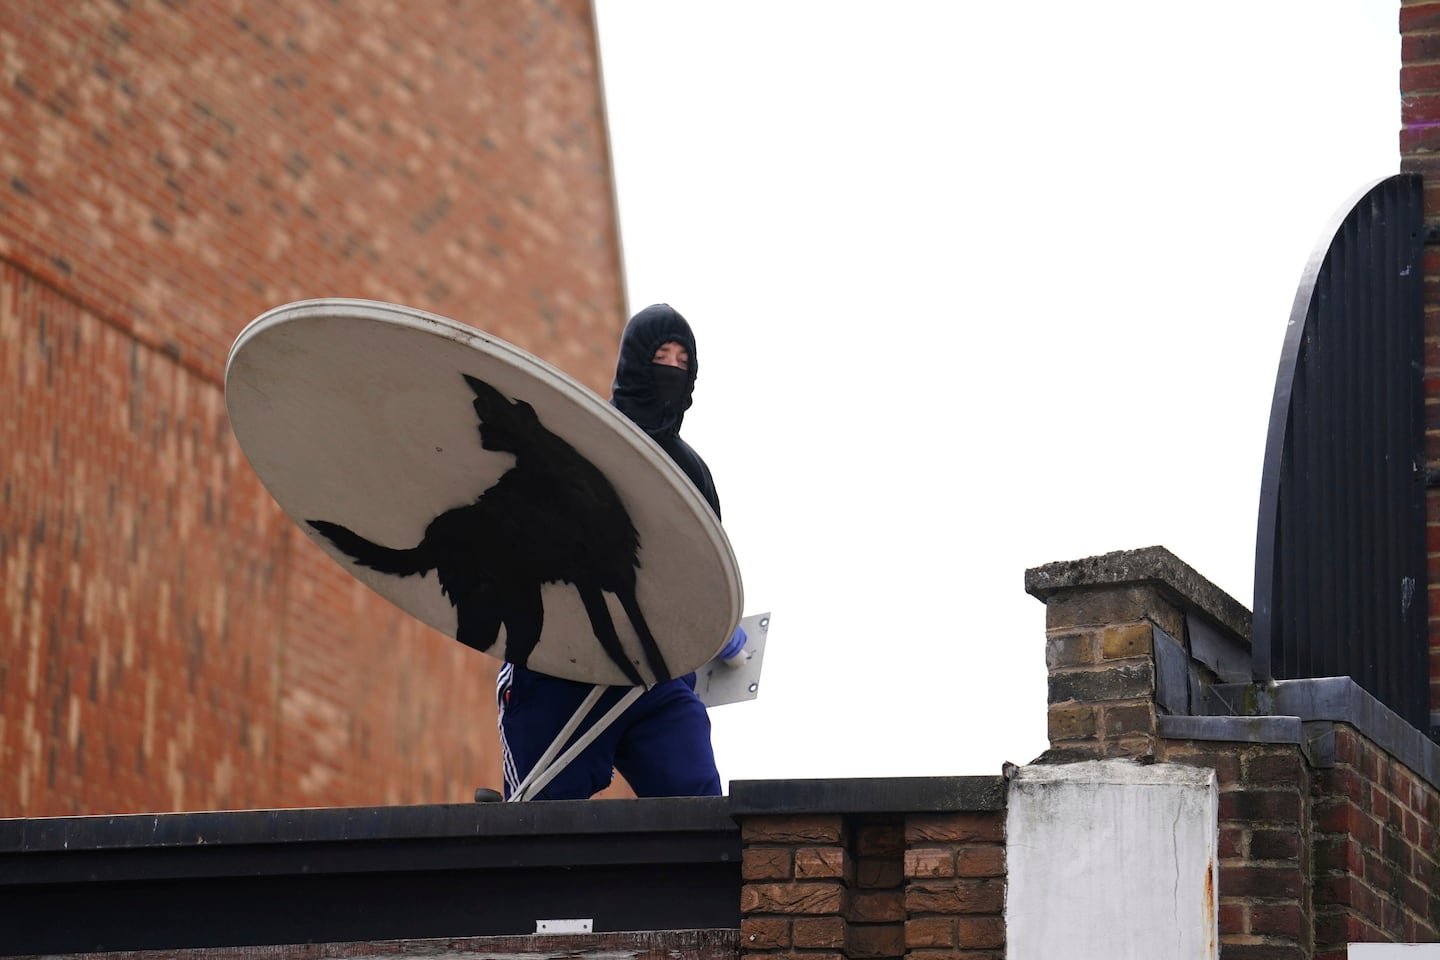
[497, 663, 722, 800]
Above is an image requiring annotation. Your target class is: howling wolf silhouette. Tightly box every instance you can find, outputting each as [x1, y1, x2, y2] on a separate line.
[307, 374, 670, 686]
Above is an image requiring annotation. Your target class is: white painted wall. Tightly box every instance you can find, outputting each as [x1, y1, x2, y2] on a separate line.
[1007, 760, 1219, 960]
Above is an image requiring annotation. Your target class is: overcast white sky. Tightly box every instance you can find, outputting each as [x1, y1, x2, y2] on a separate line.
[593, 1, 1401, 781]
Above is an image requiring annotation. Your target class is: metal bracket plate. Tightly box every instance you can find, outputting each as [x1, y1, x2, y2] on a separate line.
[695, 612, 770, 708]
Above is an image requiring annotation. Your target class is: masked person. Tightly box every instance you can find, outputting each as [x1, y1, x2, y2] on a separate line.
[495, 304, 724, 800]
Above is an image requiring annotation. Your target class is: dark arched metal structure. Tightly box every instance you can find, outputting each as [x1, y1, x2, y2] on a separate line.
[1253, 173, 1429, 732]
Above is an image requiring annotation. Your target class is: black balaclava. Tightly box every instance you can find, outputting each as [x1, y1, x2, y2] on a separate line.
[610, 303, 721, 519]
[611, 303, 698, 442]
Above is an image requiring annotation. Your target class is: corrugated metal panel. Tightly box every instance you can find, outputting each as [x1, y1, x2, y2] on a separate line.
[1253, 173, 1429, 733]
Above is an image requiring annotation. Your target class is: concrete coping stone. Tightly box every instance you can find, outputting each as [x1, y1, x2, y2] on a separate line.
[1011, 758, 1217, 789]
[1023, 545, 1252, 644]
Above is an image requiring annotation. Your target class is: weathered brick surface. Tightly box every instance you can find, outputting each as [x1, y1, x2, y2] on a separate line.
[905, 878, 1004, 916]
[953, 917, 1005, 950]
[1159, 720, 1440, 956]
[741, 815, 847, 845]
[1047, 660, 1154, 703]
[848, 889, 903, 924]
[1042, 585, 1184, 638]
[905, 917, 954, 948]
[741, 882, 846, 916]
[1100, 701, 1155, 738]
[0, 1, 625, 816]
[1217, 824, 1244, 861]
[856, 855, 903, 889]
[904, 847, 956, 878]
[1165, 741, 1242, 783]
[4, 267, 284, 813]
[904, 813, 1004, 845]
[1219, 864, 1305, 901]
[0, 0, 625, 389]
[1244, 750, 1306, 787]
[1311, 726, 1440, 952]
[1403, 2, 1440, 35]
[741, 918, 791, 950]
[738, 812, 955, 959]
[896, 808, 1004, 956]
[1046, 702, 1096, 741]
[1250, 828, 1303, 862]
[794, 846, 849, 881]
[845, 923, 904, 959]
[1044, 630, 1095, 668]
[854, 822, 904, 856]
[1249, 903, 1305, 939]
[954, 845, 1004, 878]
[1404, 0, 1440, 719]
[1157, 732, 1314, 956]
[1, 267, 513, 813]
[1218, 902, 1245, 936]
[790, 917, 845, 949]
[744, 847, 795, 881]
[1218, 786, 1303, 822]
[1099, 622, 1152, 659]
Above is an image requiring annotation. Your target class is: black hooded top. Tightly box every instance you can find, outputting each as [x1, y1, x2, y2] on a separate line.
[611, 304, 721, 520]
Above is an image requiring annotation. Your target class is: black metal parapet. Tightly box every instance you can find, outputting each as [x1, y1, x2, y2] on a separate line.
[728, 775, 1006, 815]
[1254, 173, 1430, 734]
[0, 798, 740, 956]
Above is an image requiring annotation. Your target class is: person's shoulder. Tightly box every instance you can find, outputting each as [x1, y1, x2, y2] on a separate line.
[667, 432, 706, 462]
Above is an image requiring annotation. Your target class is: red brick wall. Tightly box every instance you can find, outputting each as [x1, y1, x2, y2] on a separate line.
[1310, 725, 1440, 952]
[1158, 738, 1315, 960]
[0, 0, 627, 816]
[1401, 0, 1440, 719]
[741, 815, 853, 957]
[737, 812, 1005, 959]
[1082, 678, 1440, 960]
[903, 814, 1006, 957]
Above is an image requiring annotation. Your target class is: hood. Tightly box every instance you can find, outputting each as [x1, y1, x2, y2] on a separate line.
[610, 303, 698, 440]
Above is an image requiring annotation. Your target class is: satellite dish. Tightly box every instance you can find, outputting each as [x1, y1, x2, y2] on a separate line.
[226, 298, 743, 686]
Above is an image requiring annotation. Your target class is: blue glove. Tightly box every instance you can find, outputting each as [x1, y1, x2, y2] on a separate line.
[719, 625, 747, 661]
